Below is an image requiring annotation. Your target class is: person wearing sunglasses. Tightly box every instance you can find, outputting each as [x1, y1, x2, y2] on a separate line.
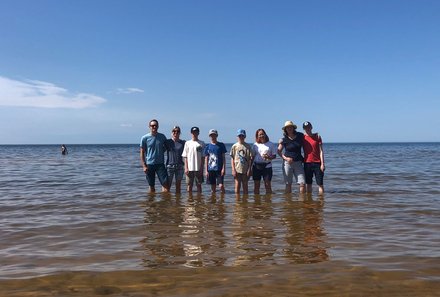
[140, 119, 170, 193]
[165, 126, 186, 194]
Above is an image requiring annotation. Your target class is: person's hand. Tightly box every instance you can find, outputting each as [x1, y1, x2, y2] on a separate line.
[143, 164, 148, 174]
[321, 164, 325, 172]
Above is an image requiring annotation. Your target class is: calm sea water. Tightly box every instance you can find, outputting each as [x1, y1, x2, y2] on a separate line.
[0, 143, 439, 296]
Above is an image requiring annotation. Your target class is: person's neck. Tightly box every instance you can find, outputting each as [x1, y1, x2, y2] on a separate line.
[172, 136, 179, 141]
[192, 137, 198, 141]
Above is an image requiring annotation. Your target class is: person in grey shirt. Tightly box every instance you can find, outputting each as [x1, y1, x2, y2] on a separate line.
[165, 125, 186, 194]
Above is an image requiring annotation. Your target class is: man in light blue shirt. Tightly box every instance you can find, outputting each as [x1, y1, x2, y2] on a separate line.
[140, 119, 169, 193]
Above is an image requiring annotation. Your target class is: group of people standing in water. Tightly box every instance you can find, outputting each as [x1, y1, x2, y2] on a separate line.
[140, 119, 325, 196]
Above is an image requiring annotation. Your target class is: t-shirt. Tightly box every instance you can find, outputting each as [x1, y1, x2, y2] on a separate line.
[230, 142, 253, 174]
[140, 132, 167, 165]
[303, 134, 322, 163]
[182, 139, 205, 171]
[252, 141, 277, 168]
[165, 139, 185, 166]
[279, 132, 304, 162]
[204, 142, 227, 171]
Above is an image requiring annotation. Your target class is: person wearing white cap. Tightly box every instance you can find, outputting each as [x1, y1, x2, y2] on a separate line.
[277, 121, 306, 194]
[230, 129, 254, 195]
[204, 129, 227, 194]
[182, 126, 205, 194]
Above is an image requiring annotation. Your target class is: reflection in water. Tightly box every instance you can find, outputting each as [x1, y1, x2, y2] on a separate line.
[140, 193, 328, 268]
[282, 195, 328, 263]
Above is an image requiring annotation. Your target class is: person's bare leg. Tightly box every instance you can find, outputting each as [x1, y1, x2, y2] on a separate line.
[175, 180, 181, 194]
[264, 180, 272, 194]
[285, 183, 292, 194]
[299, 183, 305, 194]
[318, 185, 324, 195]
[254, 180, 261, 194]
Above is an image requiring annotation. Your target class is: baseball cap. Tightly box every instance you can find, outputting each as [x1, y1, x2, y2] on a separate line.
[191, 126, 200, 133]
[208, 129, 218, 136]
[236, 129, 246, 137]
[303, 121, 312, 129]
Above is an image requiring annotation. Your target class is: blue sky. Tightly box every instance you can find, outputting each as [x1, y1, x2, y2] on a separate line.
[1, 0, 439, 144]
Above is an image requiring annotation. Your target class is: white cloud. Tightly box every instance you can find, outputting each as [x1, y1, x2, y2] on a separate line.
[0, 76, 106, 109]
[116, 87, 144, 94]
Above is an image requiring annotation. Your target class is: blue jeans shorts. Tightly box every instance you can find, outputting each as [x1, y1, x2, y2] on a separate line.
[167, 164, 184, 185]
[282, 160, 305, 185]
[145, 163, 168, 187]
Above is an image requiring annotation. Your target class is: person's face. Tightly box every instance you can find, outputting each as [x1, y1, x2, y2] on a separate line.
[172, 129, 180, 138]
[149, 121, 158, 132]
[257, 132, 266, 143]
[285, 126, 294, 133]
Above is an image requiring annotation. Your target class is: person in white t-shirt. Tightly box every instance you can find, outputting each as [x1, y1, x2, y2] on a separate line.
[252, 128, 277, 195]
[182, 126, 205, 194]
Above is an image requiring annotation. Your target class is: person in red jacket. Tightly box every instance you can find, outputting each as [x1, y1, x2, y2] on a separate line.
[302, 121, 325, 195]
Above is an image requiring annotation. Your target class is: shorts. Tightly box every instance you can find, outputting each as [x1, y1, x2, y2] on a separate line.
[282, 160, 305, 185]
[186, 171, 204, 186]
[252, 163, 273, 181]
[145, 163, 168, 187]
[304, 162, 324, 185]
[167, 164, 184, 185]
[207, 170, 224, 185]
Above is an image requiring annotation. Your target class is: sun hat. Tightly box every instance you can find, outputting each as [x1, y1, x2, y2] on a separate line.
[208, 129, 218, 136]
[191, 126, 200, 133]
[282, 120, 297, 130]
[236, 129, 246, 137]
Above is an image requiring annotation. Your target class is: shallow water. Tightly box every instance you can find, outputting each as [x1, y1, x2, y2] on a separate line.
[0, 143, 439, 296]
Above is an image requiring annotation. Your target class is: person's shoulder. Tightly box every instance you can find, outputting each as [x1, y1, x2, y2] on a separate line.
[218, 141, 227, 151]
[140, 133, 150, 142]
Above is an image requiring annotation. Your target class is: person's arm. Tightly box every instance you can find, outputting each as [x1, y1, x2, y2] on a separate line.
[205, 155, 209, 178]
[140, 147, 148, 173]
[221, 153, 226, 176]
[247, 147, 254, 177]
[230, 149, 236, 177]
[318, 134, 325, 172]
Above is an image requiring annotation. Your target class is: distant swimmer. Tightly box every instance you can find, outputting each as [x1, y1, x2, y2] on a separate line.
[61, 144, 68, 155]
